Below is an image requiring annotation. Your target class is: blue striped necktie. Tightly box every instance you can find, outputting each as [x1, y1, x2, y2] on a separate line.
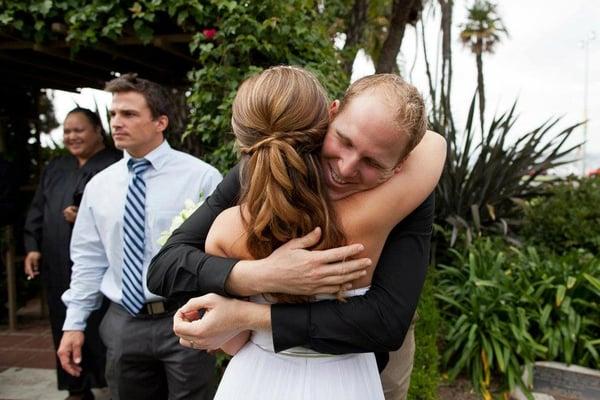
[122, 158, 151, 315]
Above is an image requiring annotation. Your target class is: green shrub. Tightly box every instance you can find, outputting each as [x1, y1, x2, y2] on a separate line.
[511, 247, 600, 368]
[522, 176, 600, 255]
[436, 238, 600, 398]
[436, 238, 545, 398]
[408, 273, 441, 400]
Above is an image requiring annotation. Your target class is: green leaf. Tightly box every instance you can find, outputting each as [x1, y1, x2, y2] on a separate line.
[473, 279, 497, 288]
[540, 304, 552, 327]
[555, 285, 566, 307]
[199, 43, 214, 53]
[0, 13, 13, 24]
[583, 273, 600, 292]
[130, 2, 143, 15]
[176, 10, 188, 25]
[491, 339, 506, 372]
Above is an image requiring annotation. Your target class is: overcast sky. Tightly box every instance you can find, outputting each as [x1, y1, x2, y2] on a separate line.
[50, 0, 599, 174]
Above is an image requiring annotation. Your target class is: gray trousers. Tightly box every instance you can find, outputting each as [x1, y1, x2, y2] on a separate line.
[99, 302, 215, 400]
[380, 320, 417, 400]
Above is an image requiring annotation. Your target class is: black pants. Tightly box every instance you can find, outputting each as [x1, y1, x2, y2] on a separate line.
[46, 285, 108, 392]
[99, 302, 216, 400]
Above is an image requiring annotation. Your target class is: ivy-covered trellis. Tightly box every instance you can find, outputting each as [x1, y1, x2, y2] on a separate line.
[0, 0, 348, 171]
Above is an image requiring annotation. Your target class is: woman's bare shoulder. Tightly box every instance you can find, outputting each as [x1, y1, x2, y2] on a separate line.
[206, 205, 248, 258]
[407, 130, 446, 164]
[215, 205, 242, 224]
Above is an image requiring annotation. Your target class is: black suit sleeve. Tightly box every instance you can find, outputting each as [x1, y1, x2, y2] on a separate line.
[147, 164, 242, 300]
[271, 193, 435, 353]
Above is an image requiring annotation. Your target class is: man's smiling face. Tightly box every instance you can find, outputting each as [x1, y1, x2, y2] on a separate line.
[320, 94, 408, 200]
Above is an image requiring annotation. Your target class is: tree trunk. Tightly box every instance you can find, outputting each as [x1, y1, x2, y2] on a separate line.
[375, 0, 420, 74]
[476, 42, 485, 135]
[421, 20, 437, 117]
[438, 0, 454, 131]
[342, 0, 369, 76]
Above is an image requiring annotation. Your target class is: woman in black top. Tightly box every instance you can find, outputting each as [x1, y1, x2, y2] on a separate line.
[24, 107, 121, 400]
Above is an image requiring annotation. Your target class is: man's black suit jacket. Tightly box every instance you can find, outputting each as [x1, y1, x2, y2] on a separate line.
[147, 163, 434, 363]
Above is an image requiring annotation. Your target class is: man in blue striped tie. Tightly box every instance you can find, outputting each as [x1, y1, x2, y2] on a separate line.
[57, 73, 222, 400]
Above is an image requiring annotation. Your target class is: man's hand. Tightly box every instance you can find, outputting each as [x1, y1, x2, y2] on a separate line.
[227, 227, 371, 296]
[63, 205, 79, 224]
[57, 331, 85, 377]
[174, 294, 269, 351]
[24, 251, 41, 279]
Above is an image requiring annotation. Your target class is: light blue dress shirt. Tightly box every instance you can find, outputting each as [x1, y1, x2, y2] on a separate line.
[62, 141, 222, 330]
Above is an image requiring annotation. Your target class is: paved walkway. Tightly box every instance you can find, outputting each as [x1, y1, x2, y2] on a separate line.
[0, 318, 55, 371]
[0, 299, 109, 400]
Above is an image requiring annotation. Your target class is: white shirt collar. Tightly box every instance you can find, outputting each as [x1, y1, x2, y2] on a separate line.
[123, 140, 171, 171]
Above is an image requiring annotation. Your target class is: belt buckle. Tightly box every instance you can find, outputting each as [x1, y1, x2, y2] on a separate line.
[147, 301, 166, 315]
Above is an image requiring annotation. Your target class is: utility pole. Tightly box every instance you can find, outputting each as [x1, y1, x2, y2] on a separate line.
[580, 31, 595, 175]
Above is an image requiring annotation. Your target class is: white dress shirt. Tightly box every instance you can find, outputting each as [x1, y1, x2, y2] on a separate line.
[62, 141, 222, 330]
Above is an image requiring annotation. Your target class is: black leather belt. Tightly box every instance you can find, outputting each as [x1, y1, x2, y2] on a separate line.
[137, 299, 181, 316]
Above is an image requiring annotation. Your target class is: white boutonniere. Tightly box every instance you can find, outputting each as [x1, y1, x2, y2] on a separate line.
[157, 194, 204, 246]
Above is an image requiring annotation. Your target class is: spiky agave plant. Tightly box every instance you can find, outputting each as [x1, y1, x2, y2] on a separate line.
[432, 94, 582, 246]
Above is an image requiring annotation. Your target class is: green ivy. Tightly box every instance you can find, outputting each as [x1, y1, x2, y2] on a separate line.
[0, 1, 209, 46]
[184, 1, 347, 171]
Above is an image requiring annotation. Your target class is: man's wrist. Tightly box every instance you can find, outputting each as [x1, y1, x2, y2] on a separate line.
[225, 259, 268, 296]
[239, 301, 271, 331]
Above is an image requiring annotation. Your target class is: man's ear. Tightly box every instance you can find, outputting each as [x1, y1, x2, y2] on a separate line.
[328, 100, 340, 120]
[393, 156, 407, 174]
[155, 115, 169, 134]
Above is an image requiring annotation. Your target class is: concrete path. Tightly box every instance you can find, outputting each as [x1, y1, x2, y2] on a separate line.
[0, 367, 110, 400]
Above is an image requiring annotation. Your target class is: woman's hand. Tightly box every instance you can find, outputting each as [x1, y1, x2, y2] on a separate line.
[174, 294, 269, 351]
[226, 227, 371, 296]
[63, 205, 79, 223]
[24, 251, 41, 279]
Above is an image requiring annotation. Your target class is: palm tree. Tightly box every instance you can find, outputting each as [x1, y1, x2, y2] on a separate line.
[459, 0, 507, 135]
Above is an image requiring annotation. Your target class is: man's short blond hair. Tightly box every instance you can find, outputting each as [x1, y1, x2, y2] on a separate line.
[338, 74, 427, 161]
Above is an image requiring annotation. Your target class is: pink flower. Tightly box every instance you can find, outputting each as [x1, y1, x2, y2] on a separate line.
[202, 28, 217, 40]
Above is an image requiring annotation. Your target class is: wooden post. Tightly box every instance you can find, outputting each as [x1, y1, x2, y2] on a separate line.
[4, 225, 17, 330]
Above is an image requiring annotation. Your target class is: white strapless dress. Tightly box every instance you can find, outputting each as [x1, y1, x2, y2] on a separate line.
[213, 287, 384, 400]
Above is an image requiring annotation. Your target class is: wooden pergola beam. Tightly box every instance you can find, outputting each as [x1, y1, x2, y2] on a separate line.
[94, 43, 172, 75]
[152, 38, 196, 63]
[31, 44, 116, 76]
[0, 53, 103, 88]
[0, 66, 83, 91]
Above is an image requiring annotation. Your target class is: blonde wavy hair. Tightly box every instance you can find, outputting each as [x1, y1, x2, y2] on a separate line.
[233, 66, 346, 303]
